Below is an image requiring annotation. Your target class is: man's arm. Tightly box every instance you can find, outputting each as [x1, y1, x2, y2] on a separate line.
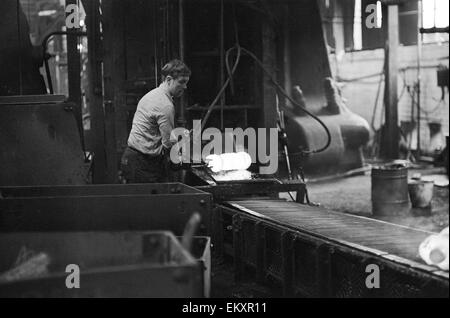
[157, 105, 175, 154]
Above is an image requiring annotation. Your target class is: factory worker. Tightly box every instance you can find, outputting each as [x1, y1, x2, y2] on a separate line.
[120, 59, 191, 183]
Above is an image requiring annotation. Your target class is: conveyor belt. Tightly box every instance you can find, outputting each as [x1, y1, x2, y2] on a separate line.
[226, 199, 434, 264]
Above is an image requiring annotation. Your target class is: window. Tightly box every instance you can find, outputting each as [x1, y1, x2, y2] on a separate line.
[423, 0, 449, 29]
[422, 0, 449, 43]
[352, 0, 449, 50]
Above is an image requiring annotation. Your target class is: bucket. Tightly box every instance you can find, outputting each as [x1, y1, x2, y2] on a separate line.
[408, 180, 434, 209]
[371, 165, 410, 216]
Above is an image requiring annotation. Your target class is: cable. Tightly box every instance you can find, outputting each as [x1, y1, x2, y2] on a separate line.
[398, 80, 407, 102]
[370, 71, 384, 130]
[198, 1, 331, 155]
[337, 72, 384, 83]
[201, 45, 242, 131]
[234, 46, 332, 154]
[406, 83, 446, 116]
[228, 1, 240, 96]
[288, 192, 295, 201]
[400, 68, 447, 117]
[419, 96, 445, 115]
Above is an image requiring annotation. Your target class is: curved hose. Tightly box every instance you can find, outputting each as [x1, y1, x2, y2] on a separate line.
[200, 44, 242, 131]
[209, 44, 331, 154]
[198, 1, 330, 154]
[177, 44, 242, 160]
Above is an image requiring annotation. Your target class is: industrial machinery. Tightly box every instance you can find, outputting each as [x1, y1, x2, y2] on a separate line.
[0, 183, 213, 234]
[0, 183, 213, 297]
[0, 95, 87, 186]
[214, 200, 448, 297]
[0, 231, 205, 297]
[185, 160, 448, 298]
[284, 79, 371, 177]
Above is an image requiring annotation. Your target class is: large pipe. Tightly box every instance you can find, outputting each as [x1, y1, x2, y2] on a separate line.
[383, 3, 400, 159]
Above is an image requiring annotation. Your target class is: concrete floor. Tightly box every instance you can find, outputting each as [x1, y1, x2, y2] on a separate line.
[306, 167, 449, 233]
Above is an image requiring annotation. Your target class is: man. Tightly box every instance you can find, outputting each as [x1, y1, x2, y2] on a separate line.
[121, 59, 191, 183]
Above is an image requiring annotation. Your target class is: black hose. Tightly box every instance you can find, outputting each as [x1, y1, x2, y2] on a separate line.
[175, 43, 241, 161]
[224, 45, 332, 154]
[200, 44, 242, 131]
[199, 1, 330, 155]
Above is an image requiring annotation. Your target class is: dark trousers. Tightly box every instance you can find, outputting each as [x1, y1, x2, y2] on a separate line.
[120, 146, 167, 183]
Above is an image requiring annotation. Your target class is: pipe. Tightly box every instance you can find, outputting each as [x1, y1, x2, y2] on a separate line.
[417, 0, 422, 155]
[283, 5, 292, 108]
[178, 0, 186, 125]
[153, 0, 159, 87]
[41, 31, 87, 94]
[219, 0, 225, 130]
[16, 0, 23, 95]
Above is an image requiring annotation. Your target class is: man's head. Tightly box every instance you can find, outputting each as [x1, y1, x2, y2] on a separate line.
[161, 59, 191, 98]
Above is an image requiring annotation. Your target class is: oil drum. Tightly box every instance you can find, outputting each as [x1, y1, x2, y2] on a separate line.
[371, 165, 411, 216]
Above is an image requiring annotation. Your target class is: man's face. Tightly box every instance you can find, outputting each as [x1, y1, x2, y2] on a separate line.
[167, 76, 190, 98]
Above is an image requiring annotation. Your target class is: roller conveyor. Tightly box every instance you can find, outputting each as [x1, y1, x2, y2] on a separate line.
[188, 166, 448, 297]
[227, 199, 431, 264]
[214, 198, 449, 297]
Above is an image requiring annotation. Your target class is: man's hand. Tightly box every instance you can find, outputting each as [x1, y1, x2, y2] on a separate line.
[162, 146, 171, 160]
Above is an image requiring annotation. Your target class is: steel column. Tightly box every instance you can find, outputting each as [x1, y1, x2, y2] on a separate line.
[383, 4, 400, 159]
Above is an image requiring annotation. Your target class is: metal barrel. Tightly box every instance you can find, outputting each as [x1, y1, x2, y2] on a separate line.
[371, 166, 411, 216]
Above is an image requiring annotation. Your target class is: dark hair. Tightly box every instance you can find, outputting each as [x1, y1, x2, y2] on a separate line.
[161, 59, 191, 81]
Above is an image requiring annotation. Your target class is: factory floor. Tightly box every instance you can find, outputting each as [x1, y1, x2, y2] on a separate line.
[210, 165, 449, 298]
[305, 166, 449, 233]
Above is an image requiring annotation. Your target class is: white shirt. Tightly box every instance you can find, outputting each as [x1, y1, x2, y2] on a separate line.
[127, 84, 175, 156]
